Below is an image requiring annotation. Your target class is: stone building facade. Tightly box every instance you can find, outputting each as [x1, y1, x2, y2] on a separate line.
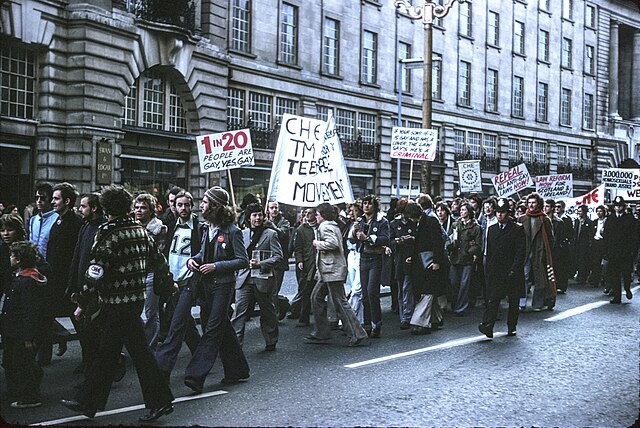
[1, 0, 639, 210]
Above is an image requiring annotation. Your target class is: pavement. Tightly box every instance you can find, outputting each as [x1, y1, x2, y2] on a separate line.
[1, 269, 639, 427]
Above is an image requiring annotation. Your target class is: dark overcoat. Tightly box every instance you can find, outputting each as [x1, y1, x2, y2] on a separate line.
[412, 213, 446, 297]
[485, 220, 526, 299]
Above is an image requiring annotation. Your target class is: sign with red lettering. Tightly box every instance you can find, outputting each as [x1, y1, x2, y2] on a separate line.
[535, 173, 573, 199]
[391, 127, 438, 160]
[557, 184, 605, 219]
[195, 129, 255, 173]
[491, 163, 534, 198]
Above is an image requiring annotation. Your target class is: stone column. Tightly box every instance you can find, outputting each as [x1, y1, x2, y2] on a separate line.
[609, 21, 622, 120]
[632, 31, 640, 121]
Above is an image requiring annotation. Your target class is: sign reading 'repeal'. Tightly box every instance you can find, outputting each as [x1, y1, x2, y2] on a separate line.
[267, 113, 355, 207]
[491, 163, 534, 198]
[196, 129, 255, 173]
[535, 173, 573, 199]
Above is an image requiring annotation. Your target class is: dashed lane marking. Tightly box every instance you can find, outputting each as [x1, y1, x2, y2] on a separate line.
[31, 390, 227, 426]
[344, 333, 507, 369]
[544, 285, 640, 322]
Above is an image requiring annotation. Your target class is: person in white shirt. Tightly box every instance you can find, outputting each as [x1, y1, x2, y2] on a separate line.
[590, 205, 608, 290]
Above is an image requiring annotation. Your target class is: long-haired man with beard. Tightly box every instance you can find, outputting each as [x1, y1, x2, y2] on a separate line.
[183, 186, 250, 394]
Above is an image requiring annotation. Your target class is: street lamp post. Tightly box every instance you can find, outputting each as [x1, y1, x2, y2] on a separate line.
[397, 57, 424, 199]
[394, 0, 471, 195]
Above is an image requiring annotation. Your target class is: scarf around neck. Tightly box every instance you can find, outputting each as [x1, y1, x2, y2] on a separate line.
[525, 208, 556, 296]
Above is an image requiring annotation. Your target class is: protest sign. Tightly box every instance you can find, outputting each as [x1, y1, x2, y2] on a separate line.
[195, 129, 255, 173]
[601, 168, 639, 190]
[491, 163, 534, 198]
[267, 113, 354, 207]
[608, 169, 640, 201]
[557, 184, 605, 220]
[535, 173, 573, 199]
[457, 160, 482, 193]
[390, 127, 438, 161]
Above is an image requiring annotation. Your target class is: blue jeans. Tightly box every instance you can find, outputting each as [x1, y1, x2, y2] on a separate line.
[397, 274, 414, 324]
[450, 264, 473, 314]
[144, 273, 160, 352]
[185, 281, 249, 383]
[359, 255, 382, 329]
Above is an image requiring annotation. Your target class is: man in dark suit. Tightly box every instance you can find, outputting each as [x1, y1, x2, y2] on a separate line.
[479, 198, 526, 338]
[573, 204, 594, 284]
[42, 182, 83, 363]
[604, 196, 639, 304]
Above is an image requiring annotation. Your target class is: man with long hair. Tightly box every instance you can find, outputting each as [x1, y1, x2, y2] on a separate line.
[183, 186, 250, 394]
[518, 192, 555, 311]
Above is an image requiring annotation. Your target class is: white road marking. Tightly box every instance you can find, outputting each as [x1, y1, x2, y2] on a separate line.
[31, 390, 227, 426]
[344, 333, 507, 369]
[544, 285, 640, 322]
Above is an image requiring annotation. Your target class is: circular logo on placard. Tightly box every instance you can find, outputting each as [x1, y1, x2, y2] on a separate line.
[462, 169, 479, 186]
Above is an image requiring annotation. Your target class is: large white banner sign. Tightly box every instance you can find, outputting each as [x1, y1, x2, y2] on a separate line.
[602, 168, 640, 190]
[558, 184, 605, 220]
[390, 127, 438, 161]
[535, 173, 573, 199]
[196, 129, 254, 173]
[607, 169, 640, 201]
[458, 160, 482, 193]
[491, 163, 534, 198]
[267, 113, 354, 207]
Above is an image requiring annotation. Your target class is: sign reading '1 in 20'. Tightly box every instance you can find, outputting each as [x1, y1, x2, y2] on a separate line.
[195, 129, 255, 173]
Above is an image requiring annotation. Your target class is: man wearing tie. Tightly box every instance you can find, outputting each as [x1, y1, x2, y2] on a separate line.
[479, 198, 526, 338]
[604, 196, 638, 304]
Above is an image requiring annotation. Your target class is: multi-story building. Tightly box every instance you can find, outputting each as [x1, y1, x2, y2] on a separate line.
[1, 0, 639, 210]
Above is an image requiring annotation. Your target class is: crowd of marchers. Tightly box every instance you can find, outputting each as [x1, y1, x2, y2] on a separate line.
[0, 182, 638, 423]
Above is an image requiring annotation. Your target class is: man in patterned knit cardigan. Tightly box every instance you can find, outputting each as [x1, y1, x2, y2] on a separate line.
[62, 185, 176, 423]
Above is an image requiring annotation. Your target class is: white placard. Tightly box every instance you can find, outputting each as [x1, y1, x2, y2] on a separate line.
[602, 168, 640, 190]
[390, 127, 438, 161]
[457, 160, 482, 193]
[491, 163, 534, 198]
[535, 173, 573, 199]
[195, 129, 255, 173]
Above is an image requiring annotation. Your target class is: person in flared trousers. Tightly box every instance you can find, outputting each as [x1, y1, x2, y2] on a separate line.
[305, 203, 368, 347]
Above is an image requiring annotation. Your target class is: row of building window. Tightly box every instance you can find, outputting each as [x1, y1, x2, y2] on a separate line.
[227, 88, 378, 144]
[454, 129, 592, 170]
[230, 0, 597, 86]
[461, 0, 595, 39]
[459, 65, 595, 129]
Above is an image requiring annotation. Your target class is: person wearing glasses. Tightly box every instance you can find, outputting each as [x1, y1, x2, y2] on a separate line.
[28, 183, 56, 260]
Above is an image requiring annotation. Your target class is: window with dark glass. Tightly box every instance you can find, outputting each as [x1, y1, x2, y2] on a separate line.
[487, 11, 499, 46]
[322, 18, 339, 75]
[458, 61, 471, 106]
[279, 3, 298, 65]
[361, 30, 377, 84]
[538, 30, 549, 62]
[231, 0, 251, 53]
[0, 43, 36, 119]
[512, 76, 524, 117]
